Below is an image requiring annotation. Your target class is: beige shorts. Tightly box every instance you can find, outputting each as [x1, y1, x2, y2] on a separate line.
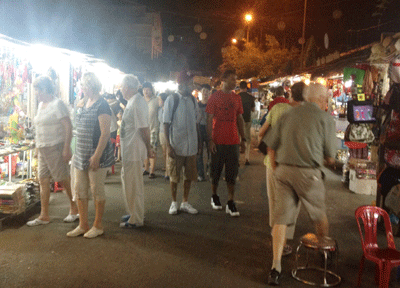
[168, 155, 197, 183]
[38, 143, 69, 182]
[244, 122, 252, 143]
[74, 168, 108, 201]
[273, 164, 326, 225]
[150, 130, 159, 150]
[159, 132, 167, 146]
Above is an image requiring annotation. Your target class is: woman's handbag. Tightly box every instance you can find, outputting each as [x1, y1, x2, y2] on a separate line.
[258, 140, 268, 155]
[348, 123, 375, 143]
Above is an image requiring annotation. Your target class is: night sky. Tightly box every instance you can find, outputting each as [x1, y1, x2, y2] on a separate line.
[0, 0, 399, 76]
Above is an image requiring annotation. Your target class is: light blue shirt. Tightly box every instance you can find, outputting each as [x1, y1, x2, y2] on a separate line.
[163, 93, 199, 156]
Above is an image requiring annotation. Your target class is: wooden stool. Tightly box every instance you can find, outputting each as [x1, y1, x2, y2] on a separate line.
[292, 233, 341, 287]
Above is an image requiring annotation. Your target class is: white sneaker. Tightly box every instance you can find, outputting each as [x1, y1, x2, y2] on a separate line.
[180, 202, 198, 214]
[169, 201, 178, 215]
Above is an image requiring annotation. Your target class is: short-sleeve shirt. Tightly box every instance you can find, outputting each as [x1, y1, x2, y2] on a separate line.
[163, 93, 199, 156]
[268, 96, 290, 111]
[120, 93, 149, 162]
[263, 103, 291, 167]
[239, 92, 255, 122]
[34, 98, 70, 148]
[266, 102, 336, 168]
[74, 97, 114, 170]
[206, 90, 244, 145]
[147, 97, 160, 134]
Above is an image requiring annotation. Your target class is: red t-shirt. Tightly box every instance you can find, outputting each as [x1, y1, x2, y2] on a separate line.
[206, 90, 243, 145]
[268, 96, 290, 110]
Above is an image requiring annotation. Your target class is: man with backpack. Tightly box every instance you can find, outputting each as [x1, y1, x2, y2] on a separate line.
[163, 71, 200, 215]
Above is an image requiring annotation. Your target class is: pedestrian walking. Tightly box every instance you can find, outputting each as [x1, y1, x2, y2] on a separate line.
[67, 72, 114, 239]
[142, 82, 159, 179]
[238, 81, 255, 165]
[27, 76, 78, 227]
[206, 69, 246, 217]
[258, 82, 306, 258]
[196, 84, 211, 182]
[119, 75, 154, 228]
[164, 72, 200, 215]
[265, 83, 336, 286]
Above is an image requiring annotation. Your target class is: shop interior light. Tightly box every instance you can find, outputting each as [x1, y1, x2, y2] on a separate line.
[344, 80, 352, 88]
[153, 81, 178, 93]
[305, 79, 311, 85]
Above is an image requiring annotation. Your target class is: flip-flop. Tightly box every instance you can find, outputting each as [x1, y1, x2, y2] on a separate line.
[26, 218, 50, 227]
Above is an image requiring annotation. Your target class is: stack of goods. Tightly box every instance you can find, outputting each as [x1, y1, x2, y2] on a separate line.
[348, 159, 377, 195]
[0, 182, 25, 214]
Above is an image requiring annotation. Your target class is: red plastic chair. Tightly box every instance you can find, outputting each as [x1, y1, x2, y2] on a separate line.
[355, 205, 400, 287]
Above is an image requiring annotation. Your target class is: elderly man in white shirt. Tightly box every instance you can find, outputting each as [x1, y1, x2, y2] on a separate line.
[164, 72, 200, 215]
[119, 75, 154, 228]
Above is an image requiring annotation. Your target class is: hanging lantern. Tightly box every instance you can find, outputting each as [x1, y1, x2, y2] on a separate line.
[200, 32, 207, 40]
[168, 35, 175, 42]
[333, 10, 343, 19]
[298, 37, 305, 45]
[277, 21, 286, 31]
[194, 24, 202, 33]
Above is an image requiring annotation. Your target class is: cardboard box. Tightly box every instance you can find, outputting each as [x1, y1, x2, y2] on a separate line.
[349, 169, 377, 195]
[0, 184, 25, 214]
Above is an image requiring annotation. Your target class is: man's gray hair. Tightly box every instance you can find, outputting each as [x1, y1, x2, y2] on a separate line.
[303, 83, 329, 103]
[122, 74, 140, 90]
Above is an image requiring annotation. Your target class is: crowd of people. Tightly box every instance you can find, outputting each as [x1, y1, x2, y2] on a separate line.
[26, 69, 337, 286]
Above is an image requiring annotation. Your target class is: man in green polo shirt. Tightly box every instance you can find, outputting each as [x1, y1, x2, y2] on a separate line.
[266, 83, 336, 286]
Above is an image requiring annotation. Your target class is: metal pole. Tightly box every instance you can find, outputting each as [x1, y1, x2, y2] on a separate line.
[247, 25, 250, 42]
[300, 0, 308, 69]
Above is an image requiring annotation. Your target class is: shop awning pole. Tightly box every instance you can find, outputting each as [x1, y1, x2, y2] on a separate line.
[300, 0, 308, 69]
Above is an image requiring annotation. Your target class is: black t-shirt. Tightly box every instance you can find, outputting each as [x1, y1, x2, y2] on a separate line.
[239, 92, 255, 122]
[93, 98, 112, 148]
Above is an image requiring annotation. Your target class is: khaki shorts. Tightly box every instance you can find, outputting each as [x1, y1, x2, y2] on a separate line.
[168, 155, 197, 183]
[75, 168, 108, 201]
[244, 122, 252, 143]
[273, 164, 326, 225]
[38, 143, 69, 182]
[159, 132, 167, 146]
[150, 130, 159, 150]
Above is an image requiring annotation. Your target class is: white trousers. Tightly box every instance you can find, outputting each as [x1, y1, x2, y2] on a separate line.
[121, 161, 144, 225]
[266, 166, 300, 240]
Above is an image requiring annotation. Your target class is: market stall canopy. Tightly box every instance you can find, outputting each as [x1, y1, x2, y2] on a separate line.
[0, 0, 147, 74]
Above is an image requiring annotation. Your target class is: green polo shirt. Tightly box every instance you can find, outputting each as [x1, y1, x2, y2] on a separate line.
[266, 102, 336, 168]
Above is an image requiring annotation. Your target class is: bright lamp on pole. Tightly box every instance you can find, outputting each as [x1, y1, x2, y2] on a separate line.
[232, 38, 237, 44]
[244, 13, 253, 43]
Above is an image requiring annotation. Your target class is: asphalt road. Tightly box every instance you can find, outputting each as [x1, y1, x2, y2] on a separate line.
[0, 149, 399, 288]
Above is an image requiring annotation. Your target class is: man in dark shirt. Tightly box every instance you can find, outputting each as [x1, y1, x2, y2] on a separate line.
[238, 81, 255, 165]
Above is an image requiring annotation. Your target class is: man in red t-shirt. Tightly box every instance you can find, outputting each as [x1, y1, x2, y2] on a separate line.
[206, 69, 246, 217]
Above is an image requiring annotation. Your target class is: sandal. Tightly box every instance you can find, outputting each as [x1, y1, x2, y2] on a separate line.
[67, 226, 87, 237]
[26, 218, 50, 227]
[63, 214, 79, 223]
[83, 227, 104, 238]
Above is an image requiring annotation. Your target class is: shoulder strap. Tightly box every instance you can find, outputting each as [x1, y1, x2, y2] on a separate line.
[170, 93, 180, 124]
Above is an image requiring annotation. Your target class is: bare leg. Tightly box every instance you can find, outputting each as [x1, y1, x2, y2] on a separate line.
[150, 157, 157, 174]
[183, 180, 191, 202]
[161, 145, 168, 176]
[144, 159, 150, 172]
[93, 199, 105, 230]
[38, 177, 51, 221]
[272, 224, 287, 272]
[171, 182, 178, 202]
[227, 183, 235, 201]
[60, 178, 78, 215]
[77, 199, 90, 231]
[315, 214, 329, 238]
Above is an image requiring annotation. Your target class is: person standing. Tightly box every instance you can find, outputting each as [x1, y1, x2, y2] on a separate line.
[158, 92, 170, 180]
[67, 72, 114, 239]
[266, 83, 336, 286]
[238, 81, 255, 165]
[27, 76, 78, 226]
[206, 69, 246, 217]
[164, 72, 200, 215]
[196, 84, 211, 181]
[119, 75, 153, 228]
[142, 82, 159, 179]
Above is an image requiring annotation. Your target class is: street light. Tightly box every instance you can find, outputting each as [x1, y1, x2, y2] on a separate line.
[245, 13, 253, 42]
[232, 38, 238, 44]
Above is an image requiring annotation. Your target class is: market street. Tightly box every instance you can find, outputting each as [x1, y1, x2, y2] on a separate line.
[0, 148, 398, 288]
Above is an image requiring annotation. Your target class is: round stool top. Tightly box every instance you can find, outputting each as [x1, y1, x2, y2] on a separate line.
[300, 233, 337, 250]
